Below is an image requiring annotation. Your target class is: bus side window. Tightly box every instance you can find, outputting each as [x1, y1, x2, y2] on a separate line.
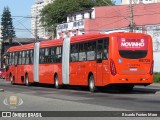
[96, 40, 103, 63]
[18, 52, 22, 65]
[44, 48, 50, 63]
[40, 48, 45, 64]
[39, 49, 42, 64]
[14, 52, 18, 65]
[9, 53, 11, 65]
[29, 50, 33, 64]
[22, 51, 26, 64]
[55, 46, 62, 63]
[87, 41, 96, 60]
[79, 43, 86, 61]
[103, 38, 109, 60]
[48, 48, 51, 63]
[70, 44, 78, 62]
[51, 47, 56, 63]
[11, 53, 15, 65]
[26, 51, 29, 64]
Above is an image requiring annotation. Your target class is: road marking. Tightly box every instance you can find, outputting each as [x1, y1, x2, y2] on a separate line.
[0, 89, 4, 92]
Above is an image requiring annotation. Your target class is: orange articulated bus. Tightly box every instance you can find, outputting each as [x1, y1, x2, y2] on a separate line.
[4, 32, 153, 92]
[5, 43, 35, 84]
[5, 39, 63, 86]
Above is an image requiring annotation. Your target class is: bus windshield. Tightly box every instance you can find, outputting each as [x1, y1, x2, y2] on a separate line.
[117, 36, 148, 59]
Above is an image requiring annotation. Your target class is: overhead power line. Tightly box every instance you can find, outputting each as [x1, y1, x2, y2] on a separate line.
[16, 20, 33, 35]
[102, 0, 130, 22]
[0, 15, 38, 18]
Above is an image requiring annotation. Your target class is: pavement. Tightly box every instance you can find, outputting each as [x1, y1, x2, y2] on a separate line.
[149, 83, 160, 94]
[150, 83, 160, 87]
[0, 80, 160, 109]
[1, 80, 160, 120]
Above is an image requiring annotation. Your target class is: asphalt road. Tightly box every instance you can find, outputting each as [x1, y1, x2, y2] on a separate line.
[0, 79, 160, 120]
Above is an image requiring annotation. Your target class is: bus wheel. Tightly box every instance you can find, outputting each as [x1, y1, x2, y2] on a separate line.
[10, 74, 13, 85]
[89, 75, 97, 92]
[118, 85, 134, 93]
[25, 74, 31, 86]
[55, 75, 61, 89]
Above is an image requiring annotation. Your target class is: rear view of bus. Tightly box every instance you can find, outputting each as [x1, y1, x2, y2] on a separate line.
[109, 33, 153, 92]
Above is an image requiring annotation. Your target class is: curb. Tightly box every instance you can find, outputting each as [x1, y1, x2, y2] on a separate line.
[149, 83, 160, 88]
[155, 91, 160, 94]
[0, 89, 4, 92]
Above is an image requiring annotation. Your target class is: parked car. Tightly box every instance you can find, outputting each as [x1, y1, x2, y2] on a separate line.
[0, 68, 6, 79]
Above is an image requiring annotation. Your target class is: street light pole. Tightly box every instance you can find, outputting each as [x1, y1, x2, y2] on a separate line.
[35, 15, 38, 43]
[0, 40, 2, 68]
[129, 0, 134, 32]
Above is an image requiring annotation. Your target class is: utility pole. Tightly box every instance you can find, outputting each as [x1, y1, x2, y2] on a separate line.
[35, 15, 38, 42]
[129, 0, 134, 32]
[0, 40, 2, 68]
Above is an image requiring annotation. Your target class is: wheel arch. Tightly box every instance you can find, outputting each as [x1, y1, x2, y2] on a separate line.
[25, 72, 28, 77]
[54, 72, 58, 83]
[9, 72, 12, 77]
[88, 72, 94, 85]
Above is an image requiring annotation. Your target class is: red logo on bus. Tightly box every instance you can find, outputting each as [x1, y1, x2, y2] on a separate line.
[118, 37, 148, 50]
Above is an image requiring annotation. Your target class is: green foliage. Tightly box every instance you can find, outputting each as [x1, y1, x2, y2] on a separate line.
[154, 72, 160, 83]
[40, 0, 114, 34]
[1, 7, 16, 41]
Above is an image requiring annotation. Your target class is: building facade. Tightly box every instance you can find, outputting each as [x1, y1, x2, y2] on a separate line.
[56, 3, 160, 72]
[56, 9, 95, 39]
[31, 0, 53, 39]
[121, 0, 160, 4]
[0, 23, 2, 42]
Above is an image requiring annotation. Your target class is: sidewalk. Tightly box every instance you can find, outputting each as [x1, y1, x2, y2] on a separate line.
[149, 83, 160, 94]
[149, 83, 160, 88]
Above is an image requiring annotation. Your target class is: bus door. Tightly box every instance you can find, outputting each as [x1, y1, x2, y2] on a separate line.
[96, 39, 109, 86]
[69, 44, 79, 85]
[14, 52, 20, 83]
[16, 51, 26, 84]
[8, 52, 17, 82]
[77, 43, 88, 85]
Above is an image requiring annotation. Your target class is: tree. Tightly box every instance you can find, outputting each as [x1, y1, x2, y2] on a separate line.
[40, 0, 114, 34]
[1, 7, 16, 41]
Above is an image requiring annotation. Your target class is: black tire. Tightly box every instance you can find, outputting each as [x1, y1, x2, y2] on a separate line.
[88, 75, 97, 92]
[10, 74, 13, 85]
[25, 74, 31, 86]
[118, 85, 134, 93]
[55, 75, 61, 89]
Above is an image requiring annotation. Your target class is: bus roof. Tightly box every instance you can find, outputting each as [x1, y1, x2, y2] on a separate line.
[70, 33, 108, 43]
[70, 32, 150, 43]
[39, 39, 63, 48]
[7, 43, 35, 52]
[7, 32, 151, 52]
[7, 39, 63, 52]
